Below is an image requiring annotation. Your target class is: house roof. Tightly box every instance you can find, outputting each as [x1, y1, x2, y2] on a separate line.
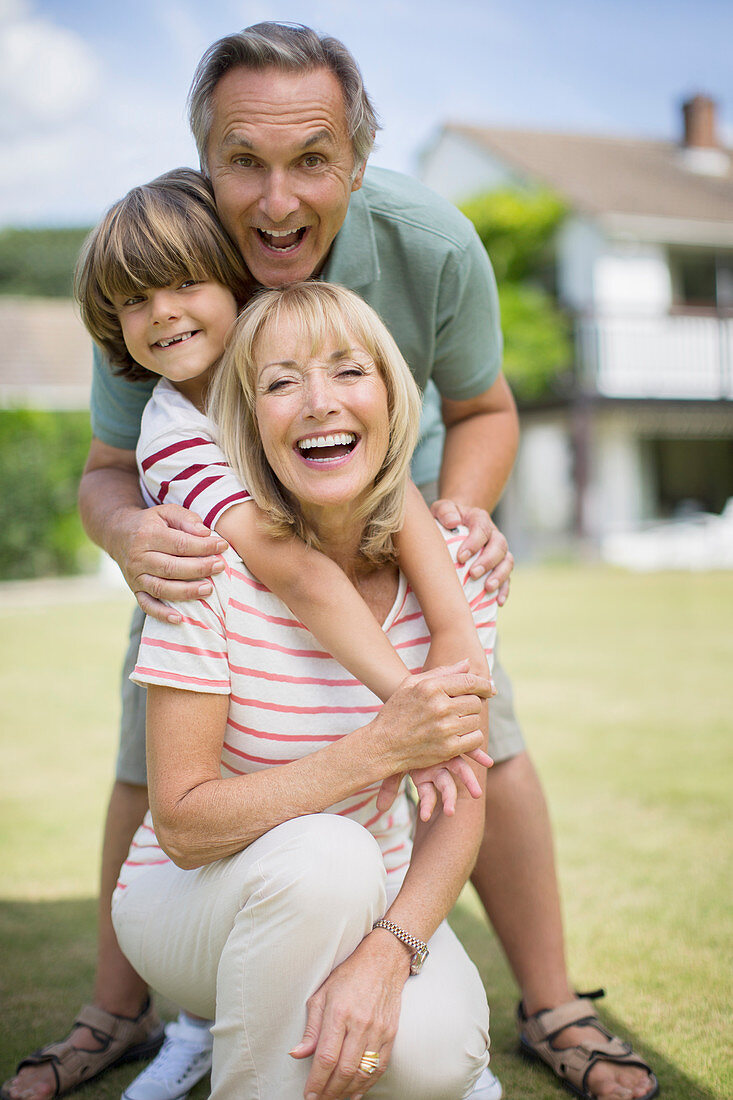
[0, 297, 93, 410]
[444, 123, 733, 227]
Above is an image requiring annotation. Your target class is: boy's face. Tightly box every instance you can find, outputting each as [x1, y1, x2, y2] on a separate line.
[113, 279, 238, 405]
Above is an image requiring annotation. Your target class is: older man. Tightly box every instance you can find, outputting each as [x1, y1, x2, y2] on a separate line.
[2, 22, 656, 1100]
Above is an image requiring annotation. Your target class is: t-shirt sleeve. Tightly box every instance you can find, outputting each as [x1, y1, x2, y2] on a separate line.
[138, 396, 251, 531]
[131, 569, 232, 694]
[90, 344, 157, 450]
[443, 526, 498, 671]
[430, 229, 503, 403]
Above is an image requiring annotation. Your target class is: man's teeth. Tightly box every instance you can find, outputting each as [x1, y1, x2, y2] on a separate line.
[298, 433, 356, 451]
[156, 332, 195, 348]
[259, 227, 305, 252]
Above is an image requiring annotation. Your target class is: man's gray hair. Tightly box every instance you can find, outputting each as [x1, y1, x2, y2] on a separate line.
[188, 22, 381, 173]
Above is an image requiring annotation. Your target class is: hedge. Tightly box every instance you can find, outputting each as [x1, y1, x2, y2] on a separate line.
[0, 409, 96, 580]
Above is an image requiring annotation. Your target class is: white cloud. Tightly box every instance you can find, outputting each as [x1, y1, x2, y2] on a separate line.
[0, 5, 98, 139]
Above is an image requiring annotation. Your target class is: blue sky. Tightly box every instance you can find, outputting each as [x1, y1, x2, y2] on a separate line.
[1, 0, 731, 226]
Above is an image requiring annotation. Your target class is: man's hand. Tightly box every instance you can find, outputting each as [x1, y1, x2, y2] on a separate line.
[114, 504, 228, 623]
[431, 499, 514, 605]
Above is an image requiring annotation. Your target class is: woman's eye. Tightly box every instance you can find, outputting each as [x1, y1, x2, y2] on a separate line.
[337, 367, 364, 379]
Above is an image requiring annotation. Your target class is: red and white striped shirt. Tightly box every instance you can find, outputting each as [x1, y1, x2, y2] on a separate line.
[116, 532, 497, 894]
[136, 379, 250, 530]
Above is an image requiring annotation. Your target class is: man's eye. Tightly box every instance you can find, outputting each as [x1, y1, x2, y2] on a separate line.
[233, 155, 256, 168]
[302, 154, 325, 168]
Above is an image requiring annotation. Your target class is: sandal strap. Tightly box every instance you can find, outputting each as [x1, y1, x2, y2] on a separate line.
[12, 1000, 163, 1098]
[519, 995, 656, 1100]
[522, 997, 612, 1044]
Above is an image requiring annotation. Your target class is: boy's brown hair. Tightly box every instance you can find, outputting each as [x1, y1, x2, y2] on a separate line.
[75, 168, 251, 381]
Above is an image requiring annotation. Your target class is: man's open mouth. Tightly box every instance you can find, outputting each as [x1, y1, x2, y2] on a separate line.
[257, 227, 308, 253]
[153, 331, 199, 349]
[296, 432, 357, 462]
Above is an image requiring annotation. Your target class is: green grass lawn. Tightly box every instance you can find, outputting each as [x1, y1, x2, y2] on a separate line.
[1, 567, 731, 1099]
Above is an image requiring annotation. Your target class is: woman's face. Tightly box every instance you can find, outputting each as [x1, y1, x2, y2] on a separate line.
[253, 312, 390, 523]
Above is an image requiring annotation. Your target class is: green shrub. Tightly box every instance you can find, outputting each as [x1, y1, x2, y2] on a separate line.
[498, 283, 572, 400]
[0, 409, 95, 579]
[460, 188, 572, 401]
[0, 227, 91, 298]
[460, 188, 566, 283]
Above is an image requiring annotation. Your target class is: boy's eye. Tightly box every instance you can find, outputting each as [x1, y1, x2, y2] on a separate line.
[179, 279, 199, 290]
[122, 295, 144, 307]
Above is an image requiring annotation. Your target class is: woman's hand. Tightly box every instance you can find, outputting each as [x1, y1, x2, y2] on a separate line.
[289, 935, 409, 1100]
[370, 660, 492, 776]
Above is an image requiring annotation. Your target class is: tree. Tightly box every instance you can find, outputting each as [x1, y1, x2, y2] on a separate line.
[0, 227, 90, 297]
[460, 189, 571, 401]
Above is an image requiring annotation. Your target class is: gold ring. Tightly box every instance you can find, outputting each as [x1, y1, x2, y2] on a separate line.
[358, 1050, 380, 1075]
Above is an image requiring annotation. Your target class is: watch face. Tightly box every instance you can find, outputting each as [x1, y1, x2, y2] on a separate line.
[410, 945, 429, 975]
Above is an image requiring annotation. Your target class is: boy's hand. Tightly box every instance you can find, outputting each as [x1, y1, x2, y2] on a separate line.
[431, 499, 514, 606]
[115, 504, 228, 624]
[376, 748, 493, 818]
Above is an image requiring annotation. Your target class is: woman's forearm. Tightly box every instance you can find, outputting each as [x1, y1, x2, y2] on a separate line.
[148, 670, 490, 868]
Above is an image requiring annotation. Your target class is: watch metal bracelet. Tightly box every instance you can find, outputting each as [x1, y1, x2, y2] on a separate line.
[372, 918, 429, 974]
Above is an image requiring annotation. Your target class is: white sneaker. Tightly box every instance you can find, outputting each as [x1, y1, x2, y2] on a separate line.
[470, 1065, 503, 1100]
[121, 1015, 213, 1100]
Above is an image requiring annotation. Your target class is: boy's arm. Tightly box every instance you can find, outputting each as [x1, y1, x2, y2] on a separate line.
[397, 482, 488, 676]
[217, 506, 410, 703]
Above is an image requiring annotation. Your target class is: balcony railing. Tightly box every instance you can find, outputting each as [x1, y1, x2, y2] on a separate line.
[575, 311, 733, 399]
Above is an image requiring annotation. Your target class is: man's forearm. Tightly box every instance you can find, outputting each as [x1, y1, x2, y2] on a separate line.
[78, 462, 145, 561]
[439, 407, 519, 513]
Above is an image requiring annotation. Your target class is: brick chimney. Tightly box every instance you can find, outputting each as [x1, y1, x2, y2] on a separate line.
[682, 94, 718, 148]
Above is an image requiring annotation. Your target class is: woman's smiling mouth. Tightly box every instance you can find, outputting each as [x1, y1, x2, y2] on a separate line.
[296, 432, 358, 463]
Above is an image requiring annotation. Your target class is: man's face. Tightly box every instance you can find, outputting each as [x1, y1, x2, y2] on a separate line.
[206, 66, 366, 288]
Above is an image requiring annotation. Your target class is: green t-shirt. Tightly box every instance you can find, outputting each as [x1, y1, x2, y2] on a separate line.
[90, 166, 502, 484]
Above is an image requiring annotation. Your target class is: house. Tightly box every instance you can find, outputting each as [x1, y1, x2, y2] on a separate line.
[0, 296, 92, 409]
[420, 95, 733, 558]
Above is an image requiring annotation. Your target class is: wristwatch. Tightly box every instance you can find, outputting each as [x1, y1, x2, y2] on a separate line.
[372, 918, 429, 975]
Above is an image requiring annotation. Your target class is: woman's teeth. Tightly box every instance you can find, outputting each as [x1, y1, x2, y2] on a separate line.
[298, 433, 356, 452]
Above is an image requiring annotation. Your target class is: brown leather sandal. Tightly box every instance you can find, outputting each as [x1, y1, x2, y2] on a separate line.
[0, 999, 164, 1099]
[518, 990, 659, 1100]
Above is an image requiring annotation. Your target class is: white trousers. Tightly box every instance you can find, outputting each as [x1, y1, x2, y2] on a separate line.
[112, 814, 490, 1100]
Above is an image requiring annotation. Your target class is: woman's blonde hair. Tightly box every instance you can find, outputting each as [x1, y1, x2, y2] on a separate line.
[208, 281, 422, 564]
[75, 168, 251, 381]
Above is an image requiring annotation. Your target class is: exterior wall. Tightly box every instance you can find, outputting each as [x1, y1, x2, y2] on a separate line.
[496, 415, 576, 558]
[556, 216, 672, 313]
[585, 420, 654, 536]
[419, 130, 527, 203]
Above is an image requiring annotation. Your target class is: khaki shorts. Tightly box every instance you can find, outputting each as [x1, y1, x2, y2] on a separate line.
[116, 608, 526, 786]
